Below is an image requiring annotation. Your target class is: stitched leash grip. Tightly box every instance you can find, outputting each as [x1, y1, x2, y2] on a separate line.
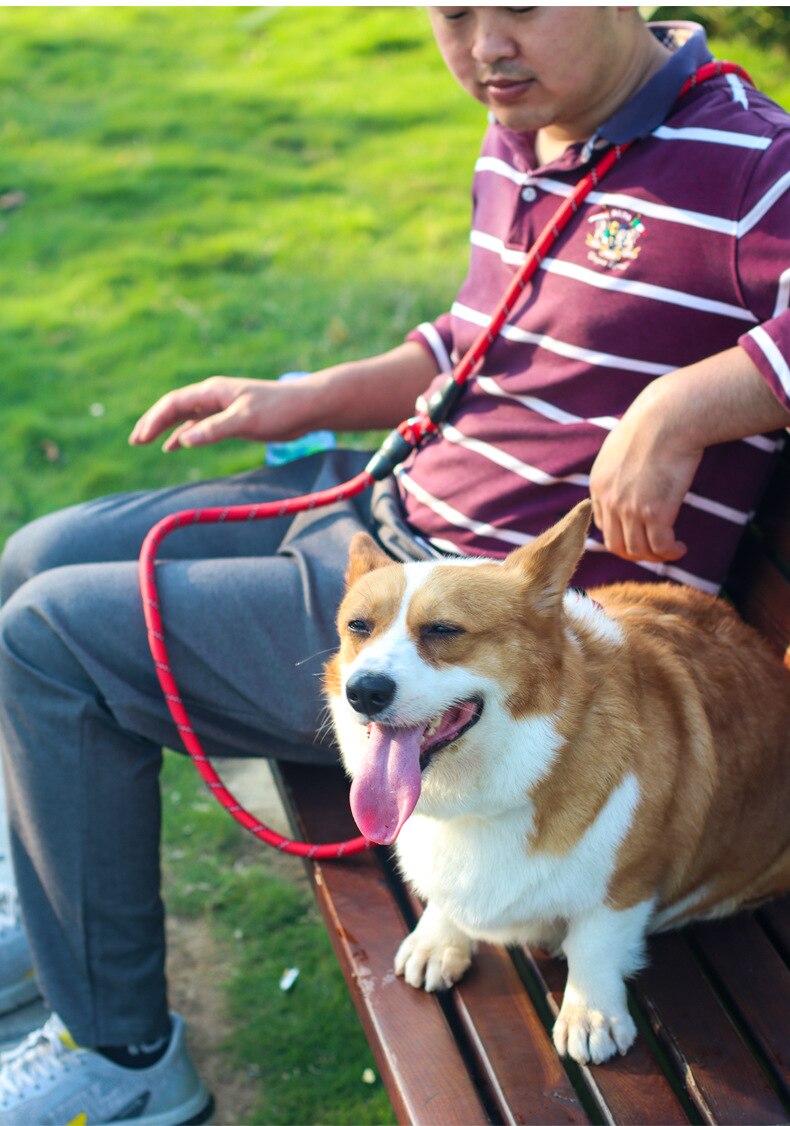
[140, 62, 751, 859]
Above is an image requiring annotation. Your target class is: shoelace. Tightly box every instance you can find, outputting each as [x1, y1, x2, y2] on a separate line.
[0, 1016, 75, 1101]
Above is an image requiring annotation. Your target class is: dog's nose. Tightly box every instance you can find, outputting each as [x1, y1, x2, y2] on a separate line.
[346, 672, 396, 717]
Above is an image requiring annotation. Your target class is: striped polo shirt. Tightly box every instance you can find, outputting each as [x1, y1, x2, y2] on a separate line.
[397, 23, 790, 594]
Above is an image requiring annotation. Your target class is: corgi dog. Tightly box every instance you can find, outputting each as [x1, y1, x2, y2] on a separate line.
[324, 500, 790, 1066]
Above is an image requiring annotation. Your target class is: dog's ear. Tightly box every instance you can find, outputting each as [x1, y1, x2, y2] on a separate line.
[345, 532, 392, 588]
[503, 500, 592, 612]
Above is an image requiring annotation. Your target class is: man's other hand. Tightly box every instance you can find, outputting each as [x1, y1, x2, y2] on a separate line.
[589, 391, 700, 564]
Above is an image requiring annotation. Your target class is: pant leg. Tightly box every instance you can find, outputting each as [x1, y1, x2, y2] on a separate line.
[0, 450, 372, 1045]
[1, 450, 372, 600]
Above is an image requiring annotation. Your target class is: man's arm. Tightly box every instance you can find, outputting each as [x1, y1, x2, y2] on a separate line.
[589, 344, 790, 564]
[129, 342, 439, 450]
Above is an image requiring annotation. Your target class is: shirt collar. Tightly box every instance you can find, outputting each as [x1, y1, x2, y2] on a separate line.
[597, 22, 712, 145]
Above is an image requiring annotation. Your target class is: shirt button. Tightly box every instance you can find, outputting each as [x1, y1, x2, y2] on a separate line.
[521, 185, 537, 202]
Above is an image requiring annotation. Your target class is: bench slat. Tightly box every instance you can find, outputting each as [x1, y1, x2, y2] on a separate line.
[450, 945, 589, 1125]
[521, 945, 691, 1125]
[402, 888, 590, 1125]
[753, 443, 790, 563]
[760, 897, 790, 961]
[726, 540, 790, 656]
[632, 931, 789, 1125]
[723, 441, 790, 655]
[688, 912, 790, 1101]
[274, 763, 491, 1125]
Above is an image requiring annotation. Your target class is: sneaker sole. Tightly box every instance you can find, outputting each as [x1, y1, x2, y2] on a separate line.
[95, 1090, 214, 1126]
[182, 1093, 215, 1126]
[0, 971, 39, 1017]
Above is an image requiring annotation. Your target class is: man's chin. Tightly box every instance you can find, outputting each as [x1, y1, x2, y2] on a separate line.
[488, 107, 543, 133]
[481, 95, 550, 135]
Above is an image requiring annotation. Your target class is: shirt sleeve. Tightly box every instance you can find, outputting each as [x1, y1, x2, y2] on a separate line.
[739, 316, 790, 411]
[736, 130, 790, 411]
[406, 314, 455, 373]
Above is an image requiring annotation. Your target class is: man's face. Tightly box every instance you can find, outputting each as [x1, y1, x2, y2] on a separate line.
[428, 7, 636, 139]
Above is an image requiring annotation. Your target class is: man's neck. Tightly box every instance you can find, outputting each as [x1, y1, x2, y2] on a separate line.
[534, 25, 672, 168]
[533, 130, 578, 167]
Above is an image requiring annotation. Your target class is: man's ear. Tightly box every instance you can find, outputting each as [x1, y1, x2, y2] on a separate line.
[345, 532, 393, 589]
[503, 500, 592, 612]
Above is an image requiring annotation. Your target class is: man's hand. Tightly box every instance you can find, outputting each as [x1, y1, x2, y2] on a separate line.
[589, 397, 700, 563]
[129, 343, 441, 452]
[129, 375, 307, 451]
[589, 345, 790, 565]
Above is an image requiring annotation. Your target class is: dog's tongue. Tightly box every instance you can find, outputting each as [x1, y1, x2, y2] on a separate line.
[349, 723, 424, 846]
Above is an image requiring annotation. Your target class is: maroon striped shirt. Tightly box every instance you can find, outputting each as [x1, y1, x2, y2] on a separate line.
[398, 24, 790, 593]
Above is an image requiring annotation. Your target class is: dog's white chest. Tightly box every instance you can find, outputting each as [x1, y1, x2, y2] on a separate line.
[396, 774, 640, 944]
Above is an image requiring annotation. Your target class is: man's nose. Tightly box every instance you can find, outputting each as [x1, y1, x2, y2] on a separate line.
[471, 19, 519, 67]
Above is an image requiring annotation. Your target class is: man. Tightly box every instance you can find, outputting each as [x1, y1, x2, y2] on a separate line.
[1, 9, 789, 1124]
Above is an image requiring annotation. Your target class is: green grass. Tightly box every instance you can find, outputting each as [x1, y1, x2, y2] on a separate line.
[0, 6, 481, 539]
[2, 7, 788, 1123]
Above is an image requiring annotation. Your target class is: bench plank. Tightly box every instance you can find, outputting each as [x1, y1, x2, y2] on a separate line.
[402, 890, 590, 1125]
[274, 762, 491, 1125]
[688, 912, 790, 1101]
[753, 443, 790, 562]
[726, 442, 790, 654]
[450, 945, 588, 1125]
[632, 931, 789, 1125]
[727, 540, 790, 655]
[521, 945, 690, 1125]
[760, 897, 790, 960]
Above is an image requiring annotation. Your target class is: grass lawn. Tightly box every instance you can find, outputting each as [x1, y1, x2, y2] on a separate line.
[0, 6, 480, 542]
[1, 7, 788, 1124]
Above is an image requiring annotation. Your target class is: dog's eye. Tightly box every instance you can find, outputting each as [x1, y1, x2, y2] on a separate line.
[347, 618, 372, 637]
[422, 621, 465, 639]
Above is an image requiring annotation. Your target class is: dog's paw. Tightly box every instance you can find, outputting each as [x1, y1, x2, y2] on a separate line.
[394, 927, 473, 992]
[553, 998, 636, 1065]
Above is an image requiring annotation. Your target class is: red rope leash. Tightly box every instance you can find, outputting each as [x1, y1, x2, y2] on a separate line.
[139, 62, 751, 858]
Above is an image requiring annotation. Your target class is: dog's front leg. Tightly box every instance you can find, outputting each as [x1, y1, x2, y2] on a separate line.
[395, 901, 475, 992]
[553, 901, 653, 1065]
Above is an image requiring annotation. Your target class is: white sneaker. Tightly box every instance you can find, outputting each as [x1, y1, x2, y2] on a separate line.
[0, 886, 38, 1016]
[0, 1012, 213, 1125]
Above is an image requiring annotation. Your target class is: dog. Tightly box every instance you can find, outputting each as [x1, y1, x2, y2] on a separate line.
[324, 500, 790, 1065]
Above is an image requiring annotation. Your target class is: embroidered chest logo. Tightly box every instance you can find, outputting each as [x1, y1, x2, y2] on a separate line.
[585, 207, 646, 270]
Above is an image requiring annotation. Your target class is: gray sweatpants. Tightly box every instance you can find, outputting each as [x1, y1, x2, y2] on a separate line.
[0, 449, 417, 1047]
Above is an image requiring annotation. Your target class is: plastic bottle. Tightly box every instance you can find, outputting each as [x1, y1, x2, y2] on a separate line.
[264, 371, 336, 466]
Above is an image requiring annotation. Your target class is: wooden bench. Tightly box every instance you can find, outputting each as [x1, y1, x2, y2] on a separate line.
[273, 444, 790, 1125]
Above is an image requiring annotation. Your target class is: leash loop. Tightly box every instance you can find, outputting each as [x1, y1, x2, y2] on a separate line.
[139, 62, 752, 858]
